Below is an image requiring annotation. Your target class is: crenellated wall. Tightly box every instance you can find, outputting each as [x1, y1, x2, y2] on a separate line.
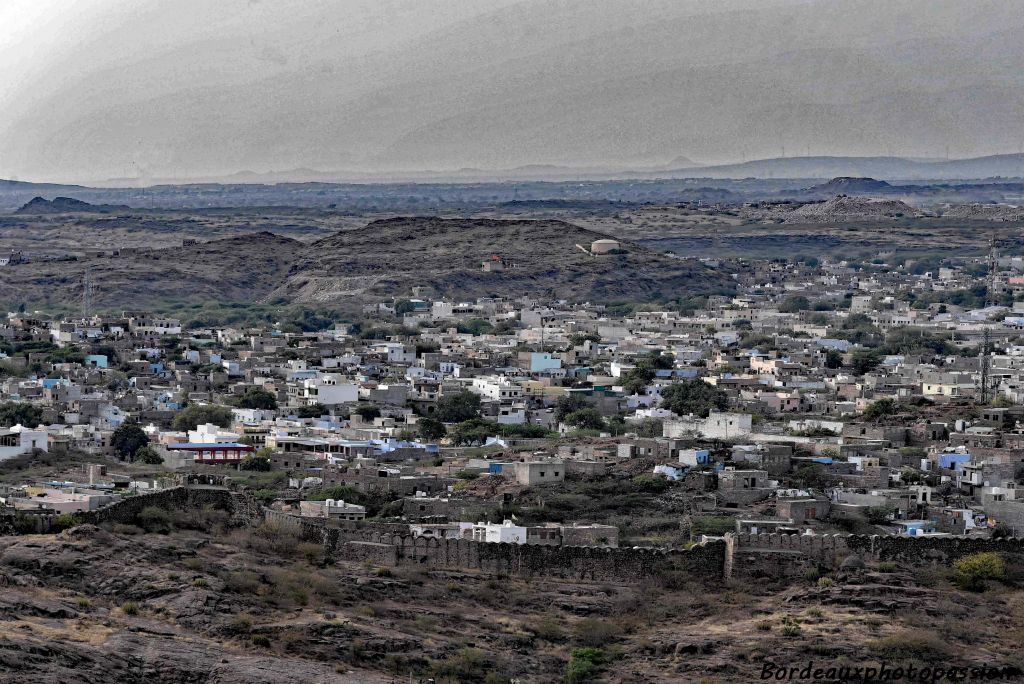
[726, 531, 1024, 578]
[261, 510, 725, 583]
[11, 489, 1024, 585]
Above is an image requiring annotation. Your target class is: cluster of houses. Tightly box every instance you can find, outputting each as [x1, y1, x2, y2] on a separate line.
[3, 250, 1024, 544]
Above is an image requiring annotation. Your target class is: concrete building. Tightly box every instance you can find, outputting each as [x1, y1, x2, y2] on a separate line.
[299, 498, 366, 521]
[0, 426, 48, 461]
[513, 461, 565, 486]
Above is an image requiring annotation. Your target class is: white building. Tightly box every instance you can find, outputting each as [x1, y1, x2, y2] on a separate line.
[0, 426, 48, 461]
[187, 422, 240, 444]
[470, 520, 529, 544]
[471, 376, 523, 402]
[296, 374, 359, 406]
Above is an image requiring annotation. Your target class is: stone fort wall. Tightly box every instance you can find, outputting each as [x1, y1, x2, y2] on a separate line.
[263, 510, 725, 583]
[728, 531, 1024, 578]
[9, 487, 1024, 585]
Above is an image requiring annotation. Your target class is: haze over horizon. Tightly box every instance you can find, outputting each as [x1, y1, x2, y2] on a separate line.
[2, 0, 1023, 185]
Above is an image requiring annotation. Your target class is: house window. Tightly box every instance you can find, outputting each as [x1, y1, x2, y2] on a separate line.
[539, 471, 545, 477]
[554, 471, 560, 477]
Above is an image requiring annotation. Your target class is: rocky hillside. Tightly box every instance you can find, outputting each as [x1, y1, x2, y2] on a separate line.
[0, 232, 304, 311]
[0, 217, 732, 312]
[804, 177, 893, 195]
[939, 203, 1024, 221]
[15, 196, 130, 214]
[785, 196, 920, 222]
[278, 217, 732, 304]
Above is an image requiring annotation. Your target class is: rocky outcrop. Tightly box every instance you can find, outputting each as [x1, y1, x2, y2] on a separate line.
[14, 196, 130, 214]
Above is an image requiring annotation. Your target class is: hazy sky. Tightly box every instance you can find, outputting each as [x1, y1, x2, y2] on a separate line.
[1, 0, 1022, 183]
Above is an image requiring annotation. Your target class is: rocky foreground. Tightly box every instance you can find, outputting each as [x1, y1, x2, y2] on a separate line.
[1, 518, 1023, 683]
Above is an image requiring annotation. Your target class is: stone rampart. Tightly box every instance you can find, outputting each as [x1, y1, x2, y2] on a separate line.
[727, 532, 1024, 578]
[261, 510, 724, 584]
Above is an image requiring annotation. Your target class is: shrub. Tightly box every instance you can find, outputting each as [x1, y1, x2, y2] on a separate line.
[530, 616, 565, 642]
[572, 618, 621, 648]
[298, 542, 325, 565]
[226, 615, 252, 635]
[52, 513, 78, 532]
[251, 634, 271, 647]
[192, 577, 209, 588]
[952, 552, 1005, 591]
[134, 445, 164, 465]
[223, 570, 262, 594]
[137, 506, 173, 533]
[565, 648, 608, 683]
[430, 647, 508, 683]
[868, 631, 949, 661]
[780, 615, 802, 637]
[239, 455, 272, 472]
[817, 577, 835, 588]
[631, 474, 671, 494]
[120, 601, 139, 615]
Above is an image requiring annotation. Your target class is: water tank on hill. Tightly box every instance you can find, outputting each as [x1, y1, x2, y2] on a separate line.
[590, 239, 620, 254]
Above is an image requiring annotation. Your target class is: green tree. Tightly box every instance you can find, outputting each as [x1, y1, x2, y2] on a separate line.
[240, 455, 272, 471]
[634, 418, 664, 438]
[434, 391, 481, 423]
[111, 421, 149, 460]
[456, 318, 495, 335]
[354, 404, 381, 421]
[237, 388, 278, 410]
[851, 348, 882, 374]
[824, 349, 843, 369]
[863, 398, 897, 420]
[620, 351, 673, 395]
[554, 394, 590, 421]
[171, 404, 234, 431]
[418, 417, 447, 442]
[133, 445, 163, 465]
[0, 402, 43, 428]
[564, 407, 605, 430]
[779, 295, 811, 313]
[660, 379, 727, 418]
[296, 404, 326, 418]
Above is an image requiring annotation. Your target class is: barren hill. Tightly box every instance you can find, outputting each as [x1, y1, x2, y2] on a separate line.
[805, 177, 893, 195]
[15, 196, 130, 214]
[785, 196, 920, 222]
[939, 203, 1024, 221]
[0, 232, 303, 311]
[278, 217, 732, 304]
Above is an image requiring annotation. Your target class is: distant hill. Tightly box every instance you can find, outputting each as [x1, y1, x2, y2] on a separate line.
[276, 217, 732, 305]
[663, 154, 1024, 181]
[785, 196, 920, 222]
[15, 196, 130, 214]
[0, 232, 302, 310]
[805, 177, 893, 194]
[0, 218, 732, 310]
